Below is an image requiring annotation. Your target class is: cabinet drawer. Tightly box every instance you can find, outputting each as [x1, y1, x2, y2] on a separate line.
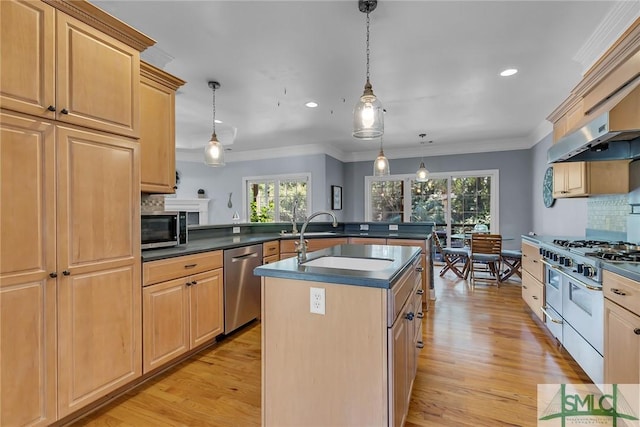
[143, 251, 223, 286]
[263, 254, 279, 265]
[604, 270, 640, 315]
[522, 271, 544, 321]
[348, 237, 387, 245]
[263, 240, 280, 257]
[388, 257, 420, 327]
[521, 241, 543, 282]
[280, 237, 348, 254]
[386, 238, 426, 253]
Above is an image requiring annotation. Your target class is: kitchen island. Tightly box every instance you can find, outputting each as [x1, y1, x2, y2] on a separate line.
[254, 244, 423, 427]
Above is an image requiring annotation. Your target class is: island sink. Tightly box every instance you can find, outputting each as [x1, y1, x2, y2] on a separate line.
[302, 256, 393, 271]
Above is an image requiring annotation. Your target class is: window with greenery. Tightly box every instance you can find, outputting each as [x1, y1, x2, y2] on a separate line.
[244, 174, 310, 223]
[365, 170, 498, 245]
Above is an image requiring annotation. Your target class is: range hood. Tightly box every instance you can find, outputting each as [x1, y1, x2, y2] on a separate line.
[547, 80, 640, 163]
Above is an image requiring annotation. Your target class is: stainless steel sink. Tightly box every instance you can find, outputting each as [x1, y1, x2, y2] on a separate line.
[302, 256, 393, 271]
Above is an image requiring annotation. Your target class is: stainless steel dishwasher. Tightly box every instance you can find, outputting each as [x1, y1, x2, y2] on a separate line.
[224, 244, 263, 334]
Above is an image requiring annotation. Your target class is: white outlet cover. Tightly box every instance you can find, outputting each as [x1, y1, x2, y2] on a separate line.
[232, 226, 240, 234]
[389, 224, 399, 231]
[310, 287, 325, 315]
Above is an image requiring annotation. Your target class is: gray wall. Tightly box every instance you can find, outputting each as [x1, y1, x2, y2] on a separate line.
[530, 134, 587, 237]
[343, 149, 533, 250]
[325, 155, 346, 222]
[175, 154, 333, 224]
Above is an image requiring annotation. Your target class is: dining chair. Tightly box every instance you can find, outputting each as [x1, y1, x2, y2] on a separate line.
[500, 249, 522, 281]
[467, 233, 502, 287]
[431, 231, 469, 279]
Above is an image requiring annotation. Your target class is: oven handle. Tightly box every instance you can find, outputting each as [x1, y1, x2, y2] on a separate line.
[540, 306, 563, 324]
[540, 259, 602, 291]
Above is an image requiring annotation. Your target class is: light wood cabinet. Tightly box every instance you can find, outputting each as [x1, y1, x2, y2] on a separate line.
[0, 111, 142, 422]
[261, 256, 422, 427]
[142, 252, 224, 373]
[279, 237, 348, 260]
[140, 61, 185, 193]
[521, 240, 544, 321]
[603, 270, 640, 384]
[0, 113, 56, 426]
[552, 160, 629, 198]
[387, 238, 430, 308]
[0, 0, 150, 138]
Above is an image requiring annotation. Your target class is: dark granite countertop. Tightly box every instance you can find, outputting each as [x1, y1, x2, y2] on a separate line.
[142, 231, 430, 262]
[602, 262, 640, 283]
[254, 244, 422, 289]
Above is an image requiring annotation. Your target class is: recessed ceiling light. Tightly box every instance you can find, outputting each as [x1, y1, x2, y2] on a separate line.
[500, 68, 518, 77]
[305, 101, 318, 108]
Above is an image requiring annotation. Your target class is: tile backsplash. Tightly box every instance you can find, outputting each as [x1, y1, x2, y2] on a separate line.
[587, 194, 629, 232]
[141, 194, 165, 213]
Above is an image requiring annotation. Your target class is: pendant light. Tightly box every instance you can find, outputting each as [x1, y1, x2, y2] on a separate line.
[373, 137, 390, 176]
[204, 81, 225, 166]
[415, 133, 429, 182]
[353, 0, 383, 140]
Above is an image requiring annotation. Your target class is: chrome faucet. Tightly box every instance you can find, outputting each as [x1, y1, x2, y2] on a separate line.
[291, 199, 299, 234]
[296, 210, 338, 263]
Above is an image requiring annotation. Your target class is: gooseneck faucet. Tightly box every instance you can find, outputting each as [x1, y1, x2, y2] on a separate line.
[296, 210, 338, 263]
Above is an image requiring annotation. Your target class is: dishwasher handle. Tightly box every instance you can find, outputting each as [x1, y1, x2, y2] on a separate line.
[231, 252, 259, 262]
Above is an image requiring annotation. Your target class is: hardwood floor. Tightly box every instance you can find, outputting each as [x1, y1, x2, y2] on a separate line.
[69, 274, 590, 427]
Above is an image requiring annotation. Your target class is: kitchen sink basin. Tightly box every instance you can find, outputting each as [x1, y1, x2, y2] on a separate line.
[302, 256, 393, 271]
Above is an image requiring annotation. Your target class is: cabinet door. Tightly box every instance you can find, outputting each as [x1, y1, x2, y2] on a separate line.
[565, 162, 586, 195]
[0, 0, 55, 118]
[56, 126, 141, 417]
[56, 13, 139, 137]
[388, 315, 409, 427]
[604, 299, 640, 384]
[143, 278, 190, 373]
[0, 112, 56, 426]
[140, 63, 184, 193]
[190, 269, 224, 348]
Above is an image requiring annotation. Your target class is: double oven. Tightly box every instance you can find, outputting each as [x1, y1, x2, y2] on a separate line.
[539, 240, 604, 384]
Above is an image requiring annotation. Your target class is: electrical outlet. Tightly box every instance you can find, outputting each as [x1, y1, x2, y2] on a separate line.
[360, 224, 369, 231]
[310, 287, 325, 315]
[232, 226, 241, 234]
[389, 224, 398, 231]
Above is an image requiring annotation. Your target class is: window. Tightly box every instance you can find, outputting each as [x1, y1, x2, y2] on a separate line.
[243, 174, 310, 223]
[365, 170, 499, 245]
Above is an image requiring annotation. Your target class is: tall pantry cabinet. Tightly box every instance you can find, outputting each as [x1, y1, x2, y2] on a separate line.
[0, 1, 154, 425]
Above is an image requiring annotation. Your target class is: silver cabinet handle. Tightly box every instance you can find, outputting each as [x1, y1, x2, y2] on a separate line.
[611, 288, 627, 296]
[540, 306, 563, 324]
[416, 341, 424, 349]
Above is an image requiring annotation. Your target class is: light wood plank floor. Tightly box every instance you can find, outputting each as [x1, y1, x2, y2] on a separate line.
[70, 274, 590, 427]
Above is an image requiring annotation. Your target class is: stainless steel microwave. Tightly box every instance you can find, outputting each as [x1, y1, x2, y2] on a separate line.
[141, 211, 188, 250]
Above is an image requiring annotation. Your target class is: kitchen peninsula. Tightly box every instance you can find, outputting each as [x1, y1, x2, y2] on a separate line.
[255, 244, 424, 427]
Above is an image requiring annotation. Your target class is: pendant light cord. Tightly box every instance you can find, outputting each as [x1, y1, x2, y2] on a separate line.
[365, 11, 370, 82]
[211, 85, 217, 135]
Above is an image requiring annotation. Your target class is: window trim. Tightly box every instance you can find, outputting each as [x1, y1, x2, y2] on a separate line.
[242, 173, 312, 223]
[364, 169, 499, 234]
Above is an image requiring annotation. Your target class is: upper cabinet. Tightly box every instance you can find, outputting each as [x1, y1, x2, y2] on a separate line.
[140, 61, 186, 194]
[553, 160, 630, 198]
[0, 0, 154, 138]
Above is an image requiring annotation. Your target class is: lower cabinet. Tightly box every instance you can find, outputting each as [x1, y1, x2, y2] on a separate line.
[522, 271, 544, 321]
[262, 255, 422, 427]
[603, 270, 640, 384]
[142, 252, 223, 373]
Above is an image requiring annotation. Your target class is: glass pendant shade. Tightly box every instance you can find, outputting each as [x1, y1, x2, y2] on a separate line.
[373, 149, 390, 176]
[204, 133, 225, 166]
[416, 161, 429, 182]
[353, 81, 384, 139]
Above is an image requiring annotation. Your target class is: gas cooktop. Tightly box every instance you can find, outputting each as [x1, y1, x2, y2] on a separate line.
[552, 239, 640, 263]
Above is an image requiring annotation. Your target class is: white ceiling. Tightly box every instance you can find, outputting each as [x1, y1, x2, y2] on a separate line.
[91, 1, 639, 163]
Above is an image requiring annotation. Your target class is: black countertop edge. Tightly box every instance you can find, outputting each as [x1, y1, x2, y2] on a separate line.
[142, 232, 431, 262]
[254, 244, 422, 289]
[602, 263, 640, 283]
